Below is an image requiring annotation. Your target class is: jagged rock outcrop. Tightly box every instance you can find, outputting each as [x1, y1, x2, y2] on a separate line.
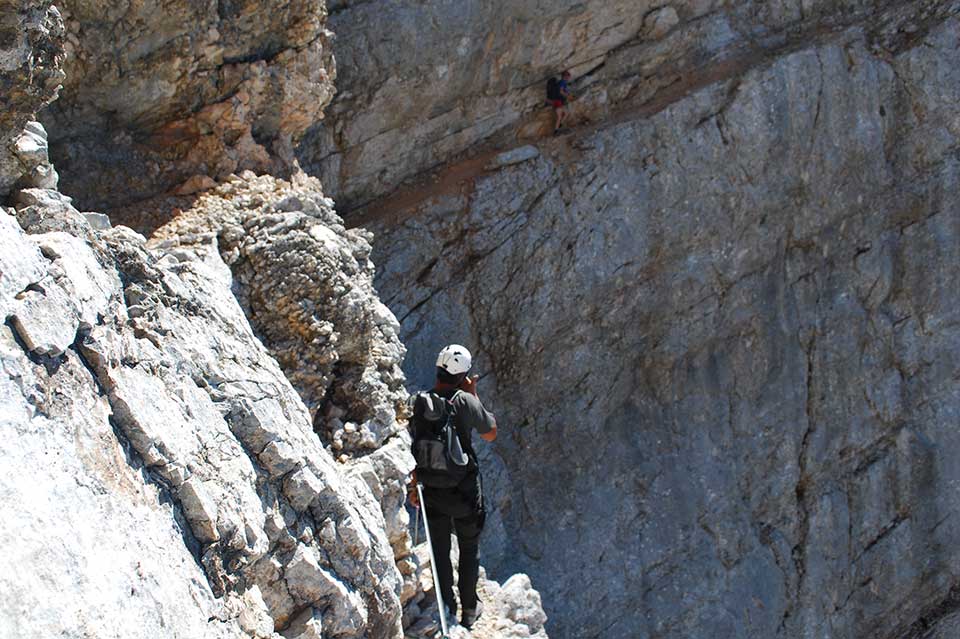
[0, 0, 64, 199]
[38, 0, 335, 227]
[299, 0, 958, 212]
[1, 189, 411, 636]
[2, 167, 550, 638]
[4, 9, 407, 632]
[351, 5, 960, 639]
[152, 173, 407, 457]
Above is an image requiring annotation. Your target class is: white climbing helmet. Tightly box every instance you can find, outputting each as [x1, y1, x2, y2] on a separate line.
[436, 344, 472, 376]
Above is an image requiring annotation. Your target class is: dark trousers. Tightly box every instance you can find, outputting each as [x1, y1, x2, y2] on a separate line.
[426, 507, 482, 615]
[423, 475, 484, 615]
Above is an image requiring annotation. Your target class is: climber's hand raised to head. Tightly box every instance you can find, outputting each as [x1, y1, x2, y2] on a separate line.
[461, 374, 480, 396]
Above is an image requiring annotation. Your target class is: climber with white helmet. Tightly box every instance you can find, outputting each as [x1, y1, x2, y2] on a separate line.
[408, 344, 497, 630]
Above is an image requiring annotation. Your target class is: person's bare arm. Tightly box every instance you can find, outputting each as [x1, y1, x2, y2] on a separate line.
[461, 374, 497, 441]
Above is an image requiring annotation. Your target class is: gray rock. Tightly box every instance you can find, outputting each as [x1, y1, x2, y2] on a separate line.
[179, 479, 221, 543]
[12, 120, 58, 189]
[283, 606, 324, 639]
[643, 6, 680, 40]
[237, 586, 276, 638]
[284, 467, 326, 513]
[2, 3, 542, 638]
[299, 0, 957, 212]
[153, 174, 408, 457]
[487, 145, 540, 171]
[404, 544, 549, 639]
[9, 274, 78, 356]
[285, 544, 367, 635]
[0, 177, 407, 638]
[13, 188, 91, 237]
[0, 224, 245, 639]
[924, 611, 960, 639]
[83, 212, 111, 230]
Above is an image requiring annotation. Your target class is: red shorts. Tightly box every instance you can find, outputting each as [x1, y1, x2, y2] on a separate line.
[551, 99, 565, 109]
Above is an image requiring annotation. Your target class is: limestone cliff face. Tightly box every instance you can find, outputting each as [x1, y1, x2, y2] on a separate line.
[299, 0, 957, 212]
[309, 1, 960, 638]
[7, 0, 960, 637]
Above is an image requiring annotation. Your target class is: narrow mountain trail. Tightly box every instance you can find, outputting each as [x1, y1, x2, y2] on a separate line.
[343, 49, 782, 231]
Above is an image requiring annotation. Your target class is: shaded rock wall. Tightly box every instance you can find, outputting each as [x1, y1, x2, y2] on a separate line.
[363, 7, 960, 639]
[39, 0, 335, 224]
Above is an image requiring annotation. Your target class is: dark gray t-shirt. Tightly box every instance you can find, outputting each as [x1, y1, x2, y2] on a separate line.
[438, 389, 495, 458]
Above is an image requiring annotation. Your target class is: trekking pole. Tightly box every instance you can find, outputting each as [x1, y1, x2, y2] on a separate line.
[416, 483, 451, 639]
[413, 502, 420, 546]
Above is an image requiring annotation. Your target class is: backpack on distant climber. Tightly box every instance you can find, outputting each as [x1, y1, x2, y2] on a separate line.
[546, 77, 561, 101]
[409, 391, 471, 488]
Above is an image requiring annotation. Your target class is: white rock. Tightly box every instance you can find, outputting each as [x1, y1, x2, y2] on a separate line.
[13, 121, 48, 165]
[643, 6, 679, 40]
[83, 212, 112, 230]
[10, 276, 79, 356]
[0, 211, 47, 317]
[283, 467, 325, 512]
[284, 544, 367, 636]
[12, 121, 58, 189]
[237, 586, 275, 638]
[30, 231, 121, 330]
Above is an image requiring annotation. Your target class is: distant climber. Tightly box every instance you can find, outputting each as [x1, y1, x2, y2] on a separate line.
[546, 70, 573, 135]
[408, 344, 497, 630]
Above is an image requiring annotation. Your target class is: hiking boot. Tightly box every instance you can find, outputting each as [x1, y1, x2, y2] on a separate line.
[460, 602, 482, 629]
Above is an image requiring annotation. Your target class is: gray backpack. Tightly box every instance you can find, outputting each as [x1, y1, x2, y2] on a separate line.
[410, 391, 471, 488]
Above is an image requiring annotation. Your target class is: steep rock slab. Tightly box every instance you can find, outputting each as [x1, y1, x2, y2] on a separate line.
[40, 0, 334, 224]
[0, 208, 247, 638]
[370, 16, 960, 639]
